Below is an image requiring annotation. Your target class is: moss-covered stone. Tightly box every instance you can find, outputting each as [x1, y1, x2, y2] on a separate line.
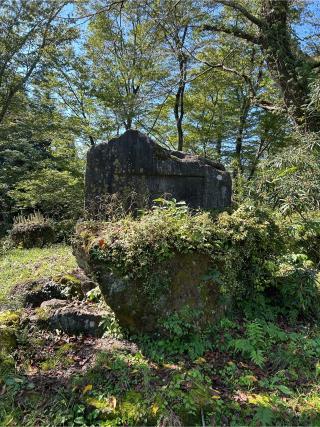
[0, 311, 20, 352]
[73, 202, 286, 333]
[11, 222, 55, 248]
[35, 300, 106, 337]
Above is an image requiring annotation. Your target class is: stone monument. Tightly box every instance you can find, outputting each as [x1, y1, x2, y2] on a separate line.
[85, 129, 232, 215]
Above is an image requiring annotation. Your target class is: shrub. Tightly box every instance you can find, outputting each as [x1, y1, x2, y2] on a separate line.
[53, 219, 76, 243]
[9, 169, 84, 221]
[10, 212, 55, 248]
[273, 254, 320, 322]
[286, 212, 320, 265]
[250, 133, 320, 215]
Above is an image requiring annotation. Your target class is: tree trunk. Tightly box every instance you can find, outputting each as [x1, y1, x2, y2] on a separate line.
[89, 135, 95, 146]
[234, 98, 250, 177]
[259, 0, 318, 131]
[207, 0, 320, 132]
[124, 117, 132, 130]
[174, 57, 186, 151]
[216, 137, 222, 161]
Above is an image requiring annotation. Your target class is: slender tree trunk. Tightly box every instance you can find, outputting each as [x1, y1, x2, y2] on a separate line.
[216, 137, 222, 161]
[174, 57, 186, 151]
[124, 117, 132, 130]
[248, 138, 272, 179]
[89, 135, 95, 146]
[234, 99, 250, 177]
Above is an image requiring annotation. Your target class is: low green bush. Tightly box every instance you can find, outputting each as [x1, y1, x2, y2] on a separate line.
[286, 212, 320, 265]
[53, 219, 76, 243]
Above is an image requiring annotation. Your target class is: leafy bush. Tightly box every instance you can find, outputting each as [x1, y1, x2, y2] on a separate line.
[9, 169, 84, 220]
[286, 212, 320, 265]
[53, 219, 76, 243]
[137, 307, 212, 361]
[250, 133, 320, 215]
[273, 254, 320, 322]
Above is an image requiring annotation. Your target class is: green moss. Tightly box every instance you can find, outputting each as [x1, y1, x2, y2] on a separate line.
[0, 311, 20, 352]
[58, 273, 81, 286]
[39, 343, 74, 371]
[0, 310, 20, 326]
[34, 307, 50, 321]
[0, 327, 17, 351]
[56, 273, 84, 299]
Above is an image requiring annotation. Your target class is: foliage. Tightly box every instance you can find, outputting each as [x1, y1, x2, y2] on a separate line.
[137, 306, 212, 361]
[10, 169, 84, 221]
[286, 212, 320, 265]
[85, 0, 169, 131]
[2, 311, 320, 426]
[250, 134, 320, 214]
[272, 254, 320, 322]
[0, 90, 85, 226]
[0, 0, 77, 124]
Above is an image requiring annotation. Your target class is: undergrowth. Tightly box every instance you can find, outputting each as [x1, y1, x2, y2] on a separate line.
[1, 317, 320, 426]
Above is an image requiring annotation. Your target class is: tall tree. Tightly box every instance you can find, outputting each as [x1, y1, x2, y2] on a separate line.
[0, 0, 77, 125]
[85, 0, 169, 132]
[203, 0, 320, 132]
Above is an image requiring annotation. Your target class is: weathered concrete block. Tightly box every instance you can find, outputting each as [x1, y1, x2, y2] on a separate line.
[85, 130, 231, 215]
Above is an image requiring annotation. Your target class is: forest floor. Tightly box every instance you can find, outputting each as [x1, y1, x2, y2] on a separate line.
[1, 245, 320, 426]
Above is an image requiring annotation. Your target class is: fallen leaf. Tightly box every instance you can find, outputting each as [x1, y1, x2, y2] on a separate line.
[98, 239, 105, 248]
[150, 403, 159, 415]
[194, 357, 206, 365]
[82, 384, 93, 394]
[109, 396, 117, 410]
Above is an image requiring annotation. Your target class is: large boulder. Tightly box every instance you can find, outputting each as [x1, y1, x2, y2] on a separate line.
[85, 129, 231, 216]
[72, 209, 231, 334]
[73, 204, 284, 334]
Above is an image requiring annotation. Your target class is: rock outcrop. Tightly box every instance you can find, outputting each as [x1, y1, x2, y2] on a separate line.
[85, 129, 232, 216]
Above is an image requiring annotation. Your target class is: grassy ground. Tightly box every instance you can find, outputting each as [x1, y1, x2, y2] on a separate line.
[0, 245, 77, 304]
[1, 246, 320, 426]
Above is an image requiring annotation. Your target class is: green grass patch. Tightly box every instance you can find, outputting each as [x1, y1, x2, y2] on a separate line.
[0, 245, 77, 305]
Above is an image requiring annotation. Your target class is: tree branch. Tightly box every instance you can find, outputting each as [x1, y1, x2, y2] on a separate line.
[203, 23, 261, 45]
[214, 0, 264, 27]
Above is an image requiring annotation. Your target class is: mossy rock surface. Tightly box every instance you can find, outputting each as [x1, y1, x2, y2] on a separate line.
[98, 253, 224, 332]
[35, 299, 107, 337]
[73, 204, 281, 334]
[11, 222, 55, 248]
[73, 224, 228, 333]
[9, 269, 94, 309]
[0, 311, 20, 351]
